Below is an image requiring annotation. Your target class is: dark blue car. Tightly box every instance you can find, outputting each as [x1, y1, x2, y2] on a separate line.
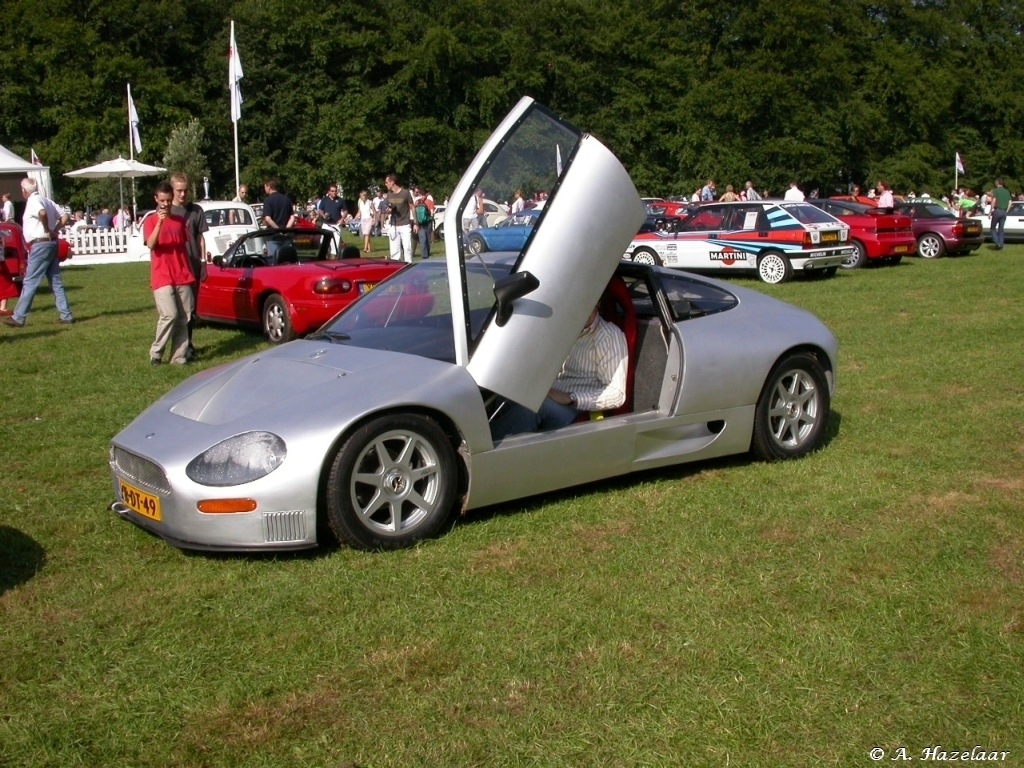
[465, 209, 541, 254]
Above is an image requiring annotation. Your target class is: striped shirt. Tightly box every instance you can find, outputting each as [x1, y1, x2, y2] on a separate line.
[551, 315, 628, 412]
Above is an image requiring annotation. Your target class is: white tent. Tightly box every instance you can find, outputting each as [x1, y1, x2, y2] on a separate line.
[0, 144, 53, 201]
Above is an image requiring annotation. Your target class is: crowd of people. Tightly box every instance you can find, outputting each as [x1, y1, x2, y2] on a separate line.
[687, 177, 1024, 214]
[5, 165, 1019, 369]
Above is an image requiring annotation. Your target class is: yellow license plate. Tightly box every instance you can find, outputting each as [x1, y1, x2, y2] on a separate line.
[965, 225, 981, 234]
[358, 282, 378, 295]
[120, 480, 162, 522]
[894, 245, 909, 253]
[820, 232, 839, 242]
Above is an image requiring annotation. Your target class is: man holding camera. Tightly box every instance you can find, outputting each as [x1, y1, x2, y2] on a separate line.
[143, 181, 195, 365]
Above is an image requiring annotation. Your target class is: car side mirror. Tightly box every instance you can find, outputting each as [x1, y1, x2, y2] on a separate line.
[212, 255, 225, 267]
[493, 271, 540, 327]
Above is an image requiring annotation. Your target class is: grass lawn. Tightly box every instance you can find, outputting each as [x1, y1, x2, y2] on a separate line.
[1, 243, 1022, 767]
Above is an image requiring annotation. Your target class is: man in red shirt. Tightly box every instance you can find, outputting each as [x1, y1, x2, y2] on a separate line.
[143, 181, 195, 365]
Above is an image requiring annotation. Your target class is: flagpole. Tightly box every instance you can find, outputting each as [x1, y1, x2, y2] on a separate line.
[229, 21, 243, 196]
[233, 116, 241, 197]
[128, 83, 137, 219]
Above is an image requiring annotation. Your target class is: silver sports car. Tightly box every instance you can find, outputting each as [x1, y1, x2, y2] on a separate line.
[109, 98, 838, 552]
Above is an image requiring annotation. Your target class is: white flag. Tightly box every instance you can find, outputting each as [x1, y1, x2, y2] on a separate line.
[556, 144, 563, 176]
[127, 83, 142, 154]
[955, 152, 965, 174]
[30, 148, 41, 166]
[229, 21, 244, 123]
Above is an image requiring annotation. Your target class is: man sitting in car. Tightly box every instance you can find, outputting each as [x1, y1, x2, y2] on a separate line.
[490, 304, 627, 439]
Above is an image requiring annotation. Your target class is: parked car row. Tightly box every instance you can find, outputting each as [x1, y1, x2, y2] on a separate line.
[625, 192, 985, 283]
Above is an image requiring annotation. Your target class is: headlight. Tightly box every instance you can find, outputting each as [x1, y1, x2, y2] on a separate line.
[186, 432, 286, 487]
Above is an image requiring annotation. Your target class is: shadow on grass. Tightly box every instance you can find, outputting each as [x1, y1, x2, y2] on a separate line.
[0, 525, 46, 595]
[193, 326, 269, 361]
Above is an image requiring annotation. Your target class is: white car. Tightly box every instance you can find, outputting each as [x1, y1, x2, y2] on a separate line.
[977, 201, 1024, 243]
[126, 200, 261, 261]
[434, 198, 508, 238]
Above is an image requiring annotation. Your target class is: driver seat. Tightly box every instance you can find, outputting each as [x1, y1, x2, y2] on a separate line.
[573, 275, 637, 423]
[598, 275, 637, 416]
[276, 245, 298, 264]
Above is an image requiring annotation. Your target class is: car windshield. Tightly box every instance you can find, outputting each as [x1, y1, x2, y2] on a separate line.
[315, 259, 514, 364]
[223, 229, 335, 264]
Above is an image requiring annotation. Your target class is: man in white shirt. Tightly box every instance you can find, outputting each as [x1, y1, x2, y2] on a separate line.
[875, 181, 894, 208]
[490, 305, 628, 439]
[2, 177, 72, 328]
[783, 181, 805, 202]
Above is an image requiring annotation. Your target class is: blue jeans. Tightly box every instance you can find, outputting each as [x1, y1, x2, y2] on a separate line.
[418, 222, 432, 259]
[490, 396, 582, 440]
[991, 208, 1008, 248]
[13, 241, 72, 323]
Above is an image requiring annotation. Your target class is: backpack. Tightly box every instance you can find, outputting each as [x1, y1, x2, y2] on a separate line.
[415, 203, 431, 225]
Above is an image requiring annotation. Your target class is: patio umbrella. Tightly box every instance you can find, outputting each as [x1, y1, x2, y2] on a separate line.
[65, 156, 167, 216]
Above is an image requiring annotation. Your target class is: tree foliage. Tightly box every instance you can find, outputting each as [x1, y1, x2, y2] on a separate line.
[2, 0, 1024, 207]
[162, 119, 210, 199]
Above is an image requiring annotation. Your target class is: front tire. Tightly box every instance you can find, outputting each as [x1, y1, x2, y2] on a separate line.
[326, 414, 458, 550]
[751, 352, 830, 461]
[757, 251, 792, 284]
[262, 295, 294, 344]
[466, 234, 487, 255]
[843, 241, 868, 269]
[917, 233, 946, 259]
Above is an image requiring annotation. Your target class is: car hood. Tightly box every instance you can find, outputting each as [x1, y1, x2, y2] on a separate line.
[166, 341, 441, 426]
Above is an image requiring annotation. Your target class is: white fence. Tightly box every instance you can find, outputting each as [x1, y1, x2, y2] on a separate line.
[60, 229, 130, 255]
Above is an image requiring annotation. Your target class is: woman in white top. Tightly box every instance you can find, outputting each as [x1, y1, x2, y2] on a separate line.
[357, 190, 376, 253]
[511, 189, 525, 214]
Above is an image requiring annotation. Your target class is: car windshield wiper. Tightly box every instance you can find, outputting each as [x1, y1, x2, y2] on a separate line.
[308, 330, 351, 342]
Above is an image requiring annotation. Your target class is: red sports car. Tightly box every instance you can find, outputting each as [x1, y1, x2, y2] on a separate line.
[808, 198, 916, 268]
[199, 227, 404, 343]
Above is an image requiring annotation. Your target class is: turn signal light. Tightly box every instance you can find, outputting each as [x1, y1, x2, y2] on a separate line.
[197, 499, 258, 514]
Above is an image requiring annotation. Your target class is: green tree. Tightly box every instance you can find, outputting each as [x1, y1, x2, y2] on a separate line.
[163, 119, 210, 199]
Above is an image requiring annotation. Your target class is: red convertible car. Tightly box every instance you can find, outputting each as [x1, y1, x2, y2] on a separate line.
[807, 198, 915, 268]
[199, 227, 404, 343]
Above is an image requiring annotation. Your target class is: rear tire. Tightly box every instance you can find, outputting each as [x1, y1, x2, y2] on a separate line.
[467, 234, 487, 255]
[917, 233, 945, 259]
[262, 295, 294, 344]
[752, 352, 831, 461]
[757, 251, 792, 284]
